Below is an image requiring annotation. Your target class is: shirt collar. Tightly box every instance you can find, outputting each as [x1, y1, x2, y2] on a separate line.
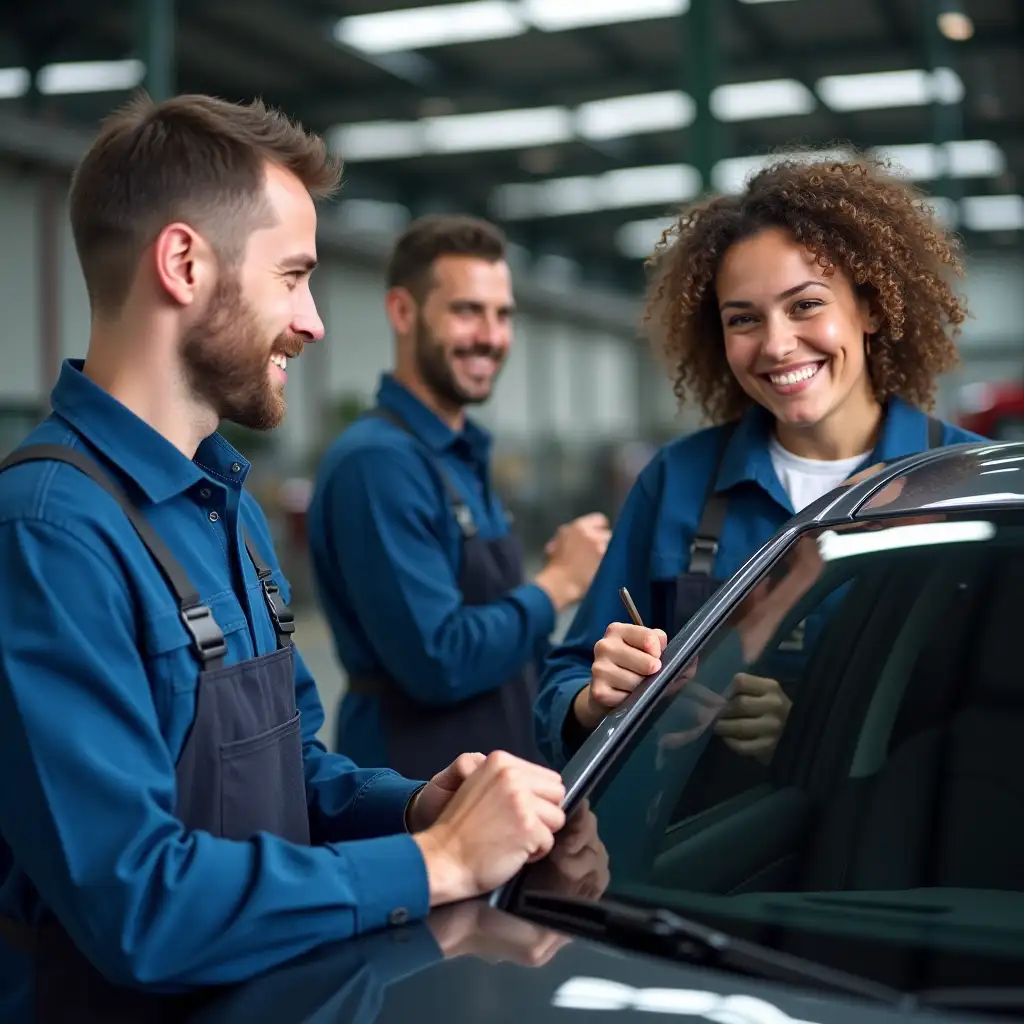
[50, 359, 251, 505]
[376, 373, 493, 460]
[714, 397, 934, 498]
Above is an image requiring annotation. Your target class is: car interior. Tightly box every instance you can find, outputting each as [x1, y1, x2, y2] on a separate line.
[569, 510, 1024, 991]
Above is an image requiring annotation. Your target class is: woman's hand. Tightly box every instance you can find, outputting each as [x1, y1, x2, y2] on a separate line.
[573, 622, 668, 730]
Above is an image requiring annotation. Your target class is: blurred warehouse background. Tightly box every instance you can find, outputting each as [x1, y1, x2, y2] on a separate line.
[0, 0, 1021, 739]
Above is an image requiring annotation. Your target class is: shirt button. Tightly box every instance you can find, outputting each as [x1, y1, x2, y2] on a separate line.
[199, 487, 212, 500]
[231, 462, 242, 474]
[388, 907, 409, 926]
[209, 510, 220, 523]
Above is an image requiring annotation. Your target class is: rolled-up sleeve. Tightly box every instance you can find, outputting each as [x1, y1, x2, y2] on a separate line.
[317, 442, 556, 707]
[535, 471, 662, 768]
[0, 517, 429, 991]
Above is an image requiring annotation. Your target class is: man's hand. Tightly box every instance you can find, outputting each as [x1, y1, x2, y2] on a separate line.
[406, 752, 487, 833]
[714, 673, 791, 762]
[412, 751, 567, 907]
[535, 513, 611, 611]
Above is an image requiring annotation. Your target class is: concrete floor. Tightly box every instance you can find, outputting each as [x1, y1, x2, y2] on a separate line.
[293, 606, 348, 751]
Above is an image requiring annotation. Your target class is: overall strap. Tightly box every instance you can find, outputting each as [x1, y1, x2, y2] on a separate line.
[0, 444, 227, 668]
[241, 526, 295, 648]
[365, 406, 479, 539]
[926, 415, 943, 449]
[687, 424, 738, 577]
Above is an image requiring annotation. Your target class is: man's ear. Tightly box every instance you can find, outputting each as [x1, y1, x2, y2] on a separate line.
[385, 286, 418, 336]
[152, 222, 216, 307]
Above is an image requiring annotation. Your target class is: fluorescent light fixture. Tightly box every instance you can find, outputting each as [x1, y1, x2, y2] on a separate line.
[334, 1, 524, 54]
[818, 521, 996, 561]
[960, 194, 1024, 232]
[523, 0, 686, 31]
[327, 120, 426, 161]
[873, 140, 1006, 181]
[423, 105, 573, 153]
[946, 139, 1006, 178]
[37, 59, 145, 95]
[711, 148, 850, 194]
[334, 199, 411, 236]
[576, 91, 695, 141]
[616, 216, 676, 259]
[710, 78, 815, 121]
[491, 164, 700, 219]
[816, 67, 963, 111]
[0, 67, 29, 99]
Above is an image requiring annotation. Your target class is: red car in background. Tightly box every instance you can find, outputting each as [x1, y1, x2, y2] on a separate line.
[956, 381, 1024, 440]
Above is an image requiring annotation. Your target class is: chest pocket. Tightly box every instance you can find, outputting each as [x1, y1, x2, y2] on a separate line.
[141, 590, 252, 754]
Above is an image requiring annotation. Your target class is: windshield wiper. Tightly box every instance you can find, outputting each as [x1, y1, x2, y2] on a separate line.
[517, 892, 912, 1008]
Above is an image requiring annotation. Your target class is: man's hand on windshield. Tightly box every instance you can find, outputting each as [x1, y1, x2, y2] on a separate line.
[412, 751, 567, 907]
[406, 752, 487, 832]
[713, 673, 792, 762]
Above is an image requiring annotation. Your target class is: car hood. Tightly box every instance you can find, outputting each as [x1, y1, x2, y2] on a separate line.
[184, 901, 1012, 1024]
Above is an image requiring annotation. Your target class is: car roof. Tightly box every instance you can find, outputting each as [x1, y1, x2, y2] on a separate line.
[794, 440, 1024, 529]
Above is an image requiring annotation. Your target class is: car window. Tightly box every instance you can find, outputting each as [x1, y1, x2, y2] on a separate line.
[512, 507, 1024, 991]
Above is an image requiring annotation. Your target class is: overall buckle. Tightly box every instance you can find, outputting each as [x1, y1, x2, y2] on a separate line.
[688, 536, 719, 576]
[181, 604, 228, 664]
[261, 579, 296, 639]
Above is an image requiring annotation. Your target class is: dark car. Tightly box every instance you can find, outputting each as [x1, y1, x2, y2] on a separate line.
[34, 440, 1024, 1022]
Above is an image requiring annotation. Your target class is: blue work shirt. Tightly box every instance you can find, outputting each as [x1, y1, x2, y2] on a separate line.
[307, 374, 556, 767]
[0, 360, 428, 992]
[535, 398, 986, 768]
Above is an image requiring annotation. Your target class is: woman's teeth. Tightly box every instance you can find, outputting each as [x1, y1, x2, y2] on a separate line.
[270, 354, 288, 370]
[768, 363, 822, 386]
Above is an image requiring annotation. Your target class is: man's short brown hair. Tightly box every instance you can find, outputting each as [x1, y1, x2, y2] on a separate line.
[68, 92, 343, 315]
[386, 214, 507, 302]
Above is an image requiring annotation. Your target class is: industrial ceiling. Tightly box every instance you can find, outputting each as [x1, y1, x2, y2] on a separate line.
[0, 0, 1020, 293]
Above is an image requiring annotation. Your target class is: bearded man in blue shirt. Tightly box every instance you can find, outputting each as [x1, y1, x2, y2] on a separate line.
[0, 92, 568, 1011]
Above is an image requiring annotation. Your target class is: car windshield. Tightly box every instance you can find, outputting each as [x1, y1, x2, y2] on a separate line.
[511, 504, 1024, 995]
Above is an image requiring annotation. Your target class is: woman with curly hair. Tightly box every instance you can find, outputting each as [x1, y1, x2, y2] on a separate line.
[535, 153, 985, 773]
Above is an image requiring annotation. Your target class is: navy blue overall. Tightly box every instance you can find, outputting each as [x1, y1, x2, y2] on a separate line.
[0, 444, 308, 1022]
[345, 407, 543, 780]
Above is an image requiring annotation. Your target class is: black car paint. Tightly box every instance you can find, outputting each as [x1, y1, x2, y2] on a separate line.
[174, 897, 1009, 1024]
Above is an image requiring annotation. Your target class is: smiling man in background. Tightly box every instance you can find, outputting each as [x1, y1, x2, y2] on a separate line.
[308, 214, 609, 778]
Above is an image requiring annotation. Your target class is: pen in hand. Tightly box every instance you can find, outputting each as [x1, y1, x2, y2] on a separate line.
[618, 587, 644, 627]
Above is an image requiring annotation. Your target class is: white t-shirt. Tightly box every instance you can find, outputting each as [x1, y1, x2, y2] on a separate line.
[768, 435, 869, 513]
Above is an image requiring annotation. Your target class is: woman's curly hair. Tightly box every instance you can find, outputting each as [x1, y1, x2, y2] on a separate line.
[644, 152, 968, 424]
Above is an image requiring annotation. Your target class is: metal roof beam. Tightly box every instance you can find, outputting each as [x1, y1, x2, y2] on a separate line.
[300, 23, 1021, 128]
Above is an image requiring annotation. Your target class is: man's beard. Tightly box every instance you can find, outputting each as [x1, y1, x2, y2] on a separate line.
[413, 312, 504, 410]
[180, 272, 301, 432]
